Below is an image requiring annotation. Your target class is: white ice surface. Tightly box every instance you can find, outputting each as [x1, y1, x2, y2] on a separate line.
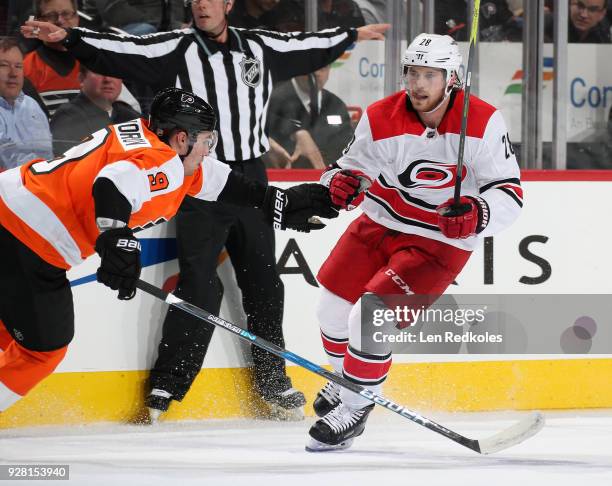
[1, 410, 611, 486]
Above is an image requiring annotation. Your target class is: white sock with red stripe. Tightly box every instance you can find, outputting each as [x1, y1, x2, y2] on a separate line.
[317, 288, 353, 373]
[320, 332, 347, 373]
[341, 296, 393, 410]
[341, 345, 391, 409]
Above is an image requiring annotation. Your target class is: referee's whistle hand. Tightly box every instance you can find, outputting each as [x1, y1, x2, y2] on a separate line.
[356, 23, 391, 41]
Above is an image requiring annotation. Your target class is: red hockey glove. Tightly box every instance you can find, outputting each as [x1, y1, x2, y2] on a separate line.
[436, 196, 489, 239]
[328, 169, 371, 209]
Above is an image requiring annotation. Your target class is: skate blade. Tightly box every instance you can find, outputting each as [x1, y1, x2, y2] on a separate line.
[305, 437, 354, 452]
[267, 403, 305, 422]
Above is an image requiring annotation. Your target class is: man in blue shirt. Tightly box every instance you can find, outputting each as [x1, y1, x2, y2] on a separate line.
[0, 37, 52, 171]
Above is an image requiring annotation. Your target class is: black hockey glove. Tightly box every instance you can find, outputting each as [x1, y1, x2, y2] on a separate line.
[94, 227, 142, 300]
[263, 183, 339, 233]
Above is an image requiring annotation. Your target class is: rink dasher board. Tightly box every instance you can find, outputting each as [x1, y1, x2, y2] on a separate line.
[1, 173, 611, 427]
[61, 175, 612, 372]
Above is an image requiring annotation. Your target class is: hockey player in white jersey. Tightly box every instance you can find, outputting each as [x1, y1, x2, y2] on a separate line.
[306, 33, 523, 451]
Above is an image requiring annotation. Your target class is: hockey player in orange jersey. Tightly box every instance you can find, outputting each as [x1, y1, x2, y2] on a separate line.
[306, 34, 523, 451]
[0, 87, 338, 412]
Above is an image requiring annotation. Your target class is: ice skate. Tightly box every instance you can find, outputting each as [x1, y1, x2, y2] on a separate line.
[313, 381, 341, 417]
[306, 403, 374, 452]
[261, 387, 306, 421]
[145, 388, 172, 424]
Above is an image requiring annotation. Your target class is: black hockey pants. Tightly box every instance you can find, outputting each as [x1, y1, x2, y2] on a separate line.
[149, 158, 291, 400]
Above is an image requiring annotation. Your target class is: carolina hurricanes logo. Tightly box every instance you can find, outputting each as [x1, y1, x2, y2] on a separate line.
[398, 160, 467, 190]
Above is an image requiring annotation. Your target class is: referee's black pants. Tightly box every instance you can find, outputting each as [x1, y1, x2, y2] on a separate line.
[149, 158, 291, 400]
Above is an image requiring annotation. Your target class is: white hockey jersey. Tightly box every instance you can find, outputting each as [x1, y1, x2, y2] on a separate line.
[333, 90, 523, 251]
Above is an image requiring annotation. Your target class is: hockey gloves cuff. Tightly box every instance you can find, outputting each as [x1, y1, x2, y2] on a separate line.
[263, 184, 339, 233]
[94, 227, 142, 300]
[436, 196, 489, 239]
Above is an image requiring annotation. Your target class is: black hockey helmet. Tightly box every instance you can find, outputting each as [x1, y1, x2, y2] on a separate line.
[149, 87, 217, 142]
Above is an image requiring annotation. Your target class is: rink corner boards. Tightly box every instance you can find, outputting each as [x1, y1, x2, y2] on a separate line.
[1, 358, 612, 428]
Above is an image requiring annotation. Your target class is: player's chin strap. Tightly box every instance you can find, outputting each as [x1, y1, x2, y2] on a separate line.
[176, 145, 195, 164]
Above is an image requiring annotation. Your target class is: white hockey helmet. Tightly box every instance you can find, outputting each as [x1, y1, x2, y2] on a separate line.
[401, 33, 463, 94]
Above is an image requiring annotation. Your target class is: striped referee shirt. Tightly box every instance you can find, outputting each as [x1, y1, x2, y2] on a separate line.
[62, 26, 357, 162]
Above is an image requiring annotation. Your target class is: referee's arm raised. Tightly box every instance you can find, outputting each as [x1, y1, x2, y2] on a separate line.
[21, 19, 388, 86]
[21, 21, 186, 84]
[251, 23, 389, 82]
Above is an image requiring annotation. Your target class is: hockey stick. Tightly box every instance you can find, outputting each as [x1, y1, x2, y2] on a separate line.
[136, 279, 544, 454]
[452, 0, 481, 207]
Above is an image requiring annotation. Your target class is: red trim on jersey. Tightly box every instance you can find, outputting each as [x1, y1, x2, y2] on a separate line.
[364, 90, 496, 142]
[499, 183, 524, 200]
[437, 90, 496, 138]
[368, 181, 438, 226]
[367, 92, 424, 140]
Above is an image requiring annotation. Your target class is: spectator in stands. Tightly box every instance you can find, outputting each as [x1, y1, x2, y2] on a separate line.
[501, 1, 556, 42]
[6, 1, 35, 38]
[435, 0, 514, 41]
[319, 0, 365, 28]
[229, 0, 281, 29]
[80, 0, 188, 34]
[24, 0, 81, 116]
[506, 0, 523, 15]
[50, 65, 140, 155]
[270, 0, 365, 31]
[267, 65, 352, 169]
[569, 0, 611, 42]
[0, 37, 52, 171]
[1, 4, 8, 36]
[352, 0, 386, 25]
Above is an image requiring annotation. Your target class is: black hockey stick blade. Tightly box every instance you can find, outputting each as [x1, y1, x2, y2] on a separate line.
[136, 279, 545, 454]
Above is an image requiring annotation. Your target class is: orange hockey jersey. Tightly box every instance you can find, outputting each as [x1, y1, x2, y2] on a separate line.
[0, 118, 231, 269]
[24, 49, 80, 116]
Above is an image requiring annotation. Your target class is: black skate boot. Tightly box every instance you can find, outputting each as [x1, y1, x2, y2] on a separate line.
[306, 403, 375, 452]
[261, 387, 307, 421]
[313, 381, 341, 417]
[145, 388, 172, 424]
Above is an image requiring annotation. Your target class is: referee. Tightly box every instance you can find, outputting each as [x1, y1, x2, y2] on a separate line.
[23, 0, 388, 421]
